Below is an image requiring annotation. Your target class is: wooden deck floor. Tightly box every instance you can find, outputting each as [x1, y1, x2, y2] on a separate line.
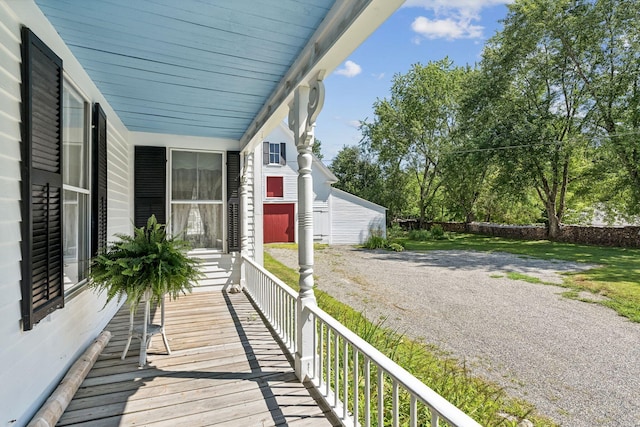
[58, 291, 339, 426]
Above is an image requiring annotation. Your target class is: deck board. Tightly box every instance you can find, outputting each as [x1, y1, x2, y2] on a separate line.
[59, 291, 338, 426]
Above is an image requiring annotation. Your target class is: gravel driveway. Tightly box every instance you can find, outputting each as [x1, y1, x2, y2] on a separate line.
[266, 246, 640, 427]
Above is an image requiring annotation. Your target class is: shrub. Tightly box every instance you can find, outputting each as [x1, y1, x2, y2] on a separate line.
[408, 229, 431, 241]
[363, 234, 387, 249]
[387, 242, 405, 252]
[431, 224, 446, 239]
[387, 223, 405, 239]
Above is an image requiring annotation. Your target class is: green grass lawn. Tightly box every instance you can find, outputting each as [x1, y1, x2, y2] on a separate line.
[264, 249, 556, 426]
[397, 233, 640, 322]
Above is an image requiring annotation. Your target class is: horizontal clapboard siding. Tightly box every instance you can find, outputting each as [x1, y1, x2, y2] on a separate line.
[330, 188, 386, 245]
[0, 2, 132, 423]
[0, 0, 24, 333]
[106, 122, 131, 237]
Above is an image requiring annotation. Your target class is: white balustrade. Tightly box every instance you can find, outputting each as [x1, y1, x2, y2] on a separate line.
[242, 255, 481, 427]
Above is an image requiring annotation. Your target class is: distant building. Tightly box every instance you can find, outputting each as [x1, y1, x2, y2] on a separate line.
[260, 122, 386, 244]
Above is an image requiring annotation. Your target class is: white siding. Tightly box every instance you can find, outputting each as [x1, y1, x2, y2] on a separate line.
[0, 3, 131, 425]
[130, 132, 242, 291]
[313, 201, 330, 243]
[329, 188, 386, 245]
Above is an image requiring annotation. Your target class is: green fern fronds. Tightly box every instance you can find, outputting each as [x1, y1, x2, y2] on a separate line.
[89, 215, 202, 311]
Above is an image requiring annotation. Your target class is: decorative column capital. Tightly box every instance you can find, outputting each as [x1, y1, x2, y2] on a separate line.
[288, 79, 325, 149]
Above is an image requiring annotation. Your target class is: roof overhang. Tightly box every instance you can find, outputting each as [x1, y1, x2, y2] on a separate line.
[26, 0, 403, 153]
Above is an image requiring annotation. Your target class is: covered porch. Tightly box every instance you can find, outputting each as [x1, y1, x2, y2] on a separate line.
[2, 1, 477, 425]
[57, 290, 338, 426]
[50, 260, 480, 427]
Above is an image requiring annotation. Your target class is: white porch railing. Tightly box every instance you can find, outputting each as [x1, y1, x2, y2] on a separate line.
[243, 256, 298, 354]
[242, 256, 481, 427]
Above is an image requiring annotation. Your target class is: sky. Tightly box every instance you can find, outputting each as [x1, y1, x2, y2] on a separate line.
[315, 0, 513, 163]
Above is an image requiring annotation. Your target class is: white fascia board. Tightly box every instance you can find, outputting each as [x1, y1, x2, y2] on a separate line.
[312, 155, 338, 184]
[240, 0, 404, 153]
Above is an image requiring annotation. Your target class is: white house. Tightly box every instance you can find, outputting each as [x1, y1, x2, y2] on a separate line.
[260, 122, 387, 244]
[0, 1, 405, 425]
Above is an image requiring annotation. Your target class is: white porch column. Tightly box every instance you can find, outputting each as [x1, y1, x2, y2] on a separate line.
[239, 152, 252, 290]
[289, 78, 324, 381]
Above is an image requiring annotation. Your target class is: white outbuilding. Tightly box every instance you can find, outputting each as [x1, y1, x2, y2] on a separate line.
[259, 122, 386, 245]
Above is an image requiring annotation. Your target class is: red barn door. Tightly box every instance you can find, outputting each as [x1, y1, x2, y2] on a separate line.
[264, 204, 295, 243]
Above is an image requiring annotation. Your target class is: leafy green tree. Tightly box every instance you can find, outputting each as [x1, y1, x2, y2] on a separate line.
[552, 0, 640, 213]
[312, 137, 323, 160]
[361, 59, 470, 226]
[469, 0, 599, 238]
[330, 145, 387, 211]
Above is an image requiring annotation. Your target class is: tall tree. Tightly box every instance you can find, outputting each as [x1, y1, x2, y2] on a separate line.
[553, 0, 640, 213]
[469, 0, 598, 238]
[361, 59, 470, 226]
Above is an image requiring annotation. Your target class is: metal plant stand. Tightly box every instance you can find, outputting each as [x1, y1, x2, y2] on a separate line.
[121, 292, 171, 367]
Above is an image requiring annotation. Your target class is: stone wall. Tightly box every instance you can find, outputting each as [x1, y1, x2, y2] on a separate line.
[396, 220, 640, 248]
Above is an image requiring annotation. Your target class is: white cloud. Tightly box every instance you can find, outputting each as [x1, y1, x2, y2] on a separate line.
[347, 120, 361, 129]
[403, 0, 511, 13]
[404, 0, 512, 41]
[335, 60, 362, 78]
[411, 16, 483, 40]
[372, 72, 386, 80]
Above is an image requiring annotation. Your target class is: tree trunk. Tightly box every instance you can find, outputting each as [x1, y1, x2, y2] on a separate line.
[547, 208, 561, 240]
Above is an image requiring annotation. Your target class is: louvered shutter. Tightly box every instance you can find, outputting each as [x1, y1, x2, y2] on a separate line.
[227, 151, 241, 252]
[91, 104, 108, 256]
[20, 27, 64, 330]
[263, 141, 269, 164]
[280, 143, 286, 165]
[134, 146, 166, 228]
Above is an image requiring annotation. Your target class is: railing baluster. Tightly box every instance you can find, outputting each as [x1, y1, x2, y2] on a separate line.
[393, 379, 399, 427]
[353, 349, 359, 424]
[378, 369, 384, 427]
[343, 339, 348, 421]
[365, 357, 371, 427]
[319, 321, 325, 389]
[432, 410, 439, 427]
[326, 326, 331, 398]
[410, 395, 417, 427]
[334, 330, 339, 408]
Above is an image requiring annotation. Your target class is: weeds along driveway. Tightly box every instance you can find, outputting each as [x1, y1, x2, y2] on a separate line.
[266, 246, 640, 427]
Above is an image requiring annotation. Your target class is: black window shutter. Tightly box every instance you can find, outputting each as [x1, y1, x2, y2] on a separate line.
[263, 141, 269, 165]
[91, 103, 107, 256]
[227, 151, 241, 252]
[280, 143, 286, 165]
[20, 27, 64, 330]
[134, 146, 166, 228]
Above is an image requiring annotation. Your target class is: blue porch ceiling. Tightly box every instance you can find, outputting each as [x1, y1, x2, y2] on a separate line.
[35, 0, 336, 140]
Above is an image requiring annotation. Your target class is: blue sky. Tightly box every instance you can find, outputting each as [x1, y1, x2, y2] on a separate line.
[315, 0, 513, 163]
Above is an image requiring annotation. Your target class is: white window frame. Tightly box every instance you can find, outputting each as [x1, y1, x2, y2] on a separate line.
[62, 76, 91, 297]
[268, 142, 281, 165]
[168, 148, 226, 252]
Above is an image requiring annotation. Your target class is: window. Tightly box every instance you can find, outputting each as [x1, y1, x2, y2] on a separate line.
[20, 27, 107, 330]
[263, 141, 286, 166]
[170, 150, 224, 250]
[62, 81, 91, 291]
[266, 176, 284, 198]
[269, 143, 280, 164]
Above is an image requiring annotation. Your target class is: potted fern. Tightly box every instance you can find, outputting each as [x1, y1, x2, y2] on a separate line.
[89, 215, 202, 310]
